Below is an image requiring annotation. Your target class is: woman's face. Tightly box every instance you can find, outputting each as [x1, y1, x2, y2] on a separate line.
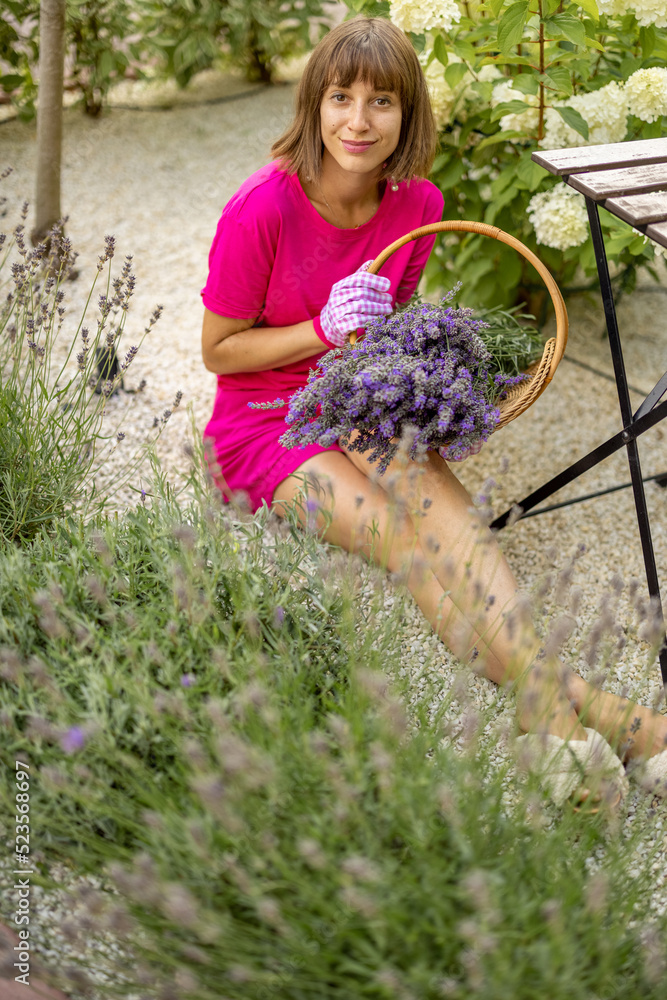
[319, 77, 402, 179]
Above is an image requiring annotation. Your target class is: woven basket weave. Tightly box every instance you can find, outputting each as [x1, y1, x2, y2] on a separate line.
[353, 220, 568, 432]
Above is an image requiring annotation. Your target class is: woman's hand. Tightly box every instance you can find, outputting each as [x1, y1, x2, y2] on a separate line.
[314, 261, 393, 348]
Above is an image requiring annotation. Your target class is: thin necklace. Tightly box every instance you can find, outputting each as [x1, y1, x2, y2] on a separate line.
[318, 181, 379, 229]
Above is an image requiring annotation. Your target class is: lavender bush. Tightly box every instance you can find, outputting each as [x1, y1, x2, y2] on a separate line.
[0, 485, 665, 998]
[0, 191, 180, 541]
[279, 291, 531, 472]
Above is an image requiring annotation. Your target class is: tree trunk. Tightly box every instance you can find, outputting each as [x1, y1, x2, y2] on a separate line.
[31, 0, 66, 246]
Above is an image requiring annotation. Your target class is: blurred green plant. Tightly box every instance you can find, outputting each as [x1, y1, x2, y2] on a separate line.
[66, 0, 143, 115]
[0, 0, 329, 119]
[135, 0, 230, 90]
[221, 0, 329, 83]
[343, 1, 667, 311]
[0, 479, 665, 997]
[0, 0, 39, 120]
[0, 191, 177, 542]
[139, 0, 329, 88]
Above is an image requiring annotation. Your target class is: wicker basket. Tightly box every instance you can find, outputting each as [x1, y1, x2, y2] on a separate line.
[354, 220, 568, 432]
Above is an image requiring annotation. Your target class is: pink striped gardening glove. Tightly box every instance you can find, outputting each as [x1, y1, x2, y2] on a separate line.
[314, 261, 393, 348]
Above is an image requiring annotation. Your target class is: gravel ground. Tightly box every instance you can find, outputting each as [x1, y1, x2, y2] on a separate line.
[2, 67, 667, 996]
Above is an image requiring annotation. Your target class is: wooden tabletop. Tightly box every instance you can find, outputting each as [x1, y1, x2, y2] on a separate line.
[532, 138, 667, 250]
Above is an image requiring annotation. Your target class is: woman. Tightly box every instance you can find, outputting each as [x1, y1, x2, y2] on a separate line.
[202, 16, 667, 806]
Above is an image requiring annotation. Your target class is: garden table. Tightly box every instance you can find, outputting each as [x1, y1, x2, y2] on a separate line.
[491, 137, 667, 684]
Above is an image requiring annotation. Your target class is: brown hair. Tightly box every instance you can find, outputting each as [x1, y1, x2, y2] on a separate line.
[271, 17, 437, 183]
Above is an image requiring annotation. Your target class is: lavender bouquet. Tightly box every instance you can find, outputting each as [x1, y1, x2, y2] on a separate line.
[261, 290, 540, 473]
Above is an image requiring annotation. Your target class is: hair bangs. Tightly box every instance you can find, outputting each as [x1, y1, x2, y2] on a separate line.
[326, 34, 405, 99]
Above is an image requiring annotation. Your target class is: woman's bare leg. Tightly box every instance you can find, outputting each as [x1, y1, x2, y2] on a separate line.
[273, 449, 586, 742]
[273, 448, 667, 759]
[567, 675, 667, 761]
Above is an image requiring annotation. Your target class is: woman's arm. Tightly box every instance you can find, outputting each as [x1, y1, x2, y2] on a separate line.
[201, 309, 324, 375]
[202, 265, 393, 375]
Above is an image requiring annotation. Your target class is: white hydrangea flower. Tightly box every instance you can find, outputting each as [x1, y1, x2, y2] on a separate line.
[527, 186, 589, 251]
[422, 58, 458, 129]
[419, 51, 461, 129]
[597, 0, 667, 28]
[421, 52, 498, 128]
[491, 80, 540, 136]
[477, 65, 504, 84]
[625, 68, 667, 123]
[541, 82, 628, 149]
[389, 0, 462, 34]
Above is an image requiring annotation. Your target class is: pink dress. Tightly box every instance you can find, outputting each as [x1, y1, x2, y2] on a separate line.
[202, 162, 444, 512]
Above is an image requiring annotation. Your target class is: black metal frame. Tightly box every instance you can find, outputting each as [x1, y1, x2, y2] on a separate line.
[492, 198, 667, 684]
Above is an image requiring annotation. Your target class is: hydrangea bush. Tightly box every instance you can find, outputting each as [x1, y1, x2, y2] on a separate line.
[344, 0, 667, 309]
[278, 293, 531, 470]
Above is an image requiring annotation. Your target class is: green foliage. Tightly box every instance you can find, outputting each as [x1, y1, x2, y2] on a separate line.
[0, 0, 39, 120]
[0, 197, 174, 542]
[0, 0, 329, 119]
[66, 0, 142, 115]
[342, 1, 667, 309]
[221, 0, 329, 84]
[474, 303, 543, 374]
[0, 486, 666, 997]
[137, 0, 328, 89]
[136, 0, 230, 90]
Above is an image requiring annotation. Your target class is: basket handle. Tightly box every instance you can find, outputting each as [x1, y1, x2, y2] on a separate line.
[352, 220, 568, 379]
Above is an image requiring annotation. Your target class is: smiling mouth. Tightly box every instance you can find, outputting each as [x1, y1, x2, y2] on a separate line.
[341, 140, 376, 152]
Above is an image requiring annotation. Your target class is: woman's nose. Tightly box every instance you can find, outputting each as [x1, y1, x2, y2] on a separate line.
[348, 100, 370, 133]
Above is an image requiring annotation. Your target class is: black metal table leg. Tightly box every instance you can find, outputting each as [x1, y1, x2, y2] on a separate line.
[491, 396, 667, 529]
[586, 199, 667, 685]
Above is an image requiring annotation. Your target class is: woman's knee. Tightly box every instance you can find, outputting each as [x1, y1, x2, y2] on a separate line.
[272, 452, 418, 564]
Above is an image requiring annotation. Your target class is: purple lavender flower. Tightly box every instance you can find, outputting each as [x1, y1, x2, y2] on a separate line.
[279, 290, 529, 473]
[61, 727, 86, 753]
[181, 673, 196, 688]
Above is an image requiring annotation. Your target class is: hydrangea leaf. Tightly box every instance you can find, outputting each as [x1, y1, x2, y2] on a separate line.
[433, 33, 449, 65]
[554, 104, 589, 139]
[445, 62, 469, 87]
[543, 66, 574, 97]
[409, 32, 426, 53]
[453, 39, 475, 61]
[571, 0, 599, 19]
[475, 129, 525, 150]
[436, 157, 465, 190]
[509, 73, 539, 95]
[497, 2, 529, 54]
[490, 99, 532, 121]
[547, 13, 587, 48]
[484, 0, 506, 16]
[640, 25, 656, 57]
[516, 154, 546, 191]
